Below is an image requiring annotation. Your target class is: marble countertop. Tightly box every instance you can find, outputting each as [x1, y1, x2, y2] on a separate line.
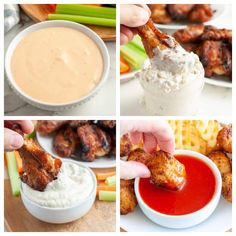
[4, 17, 116, 116]
[120, 5, 232, 116]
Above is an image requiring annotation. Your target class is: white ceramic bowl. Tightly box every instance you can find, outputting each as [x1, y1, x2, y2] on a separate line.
[134, 150, 222, 229]
[20, 160, 97, 224]
[5, 20, 110, 111]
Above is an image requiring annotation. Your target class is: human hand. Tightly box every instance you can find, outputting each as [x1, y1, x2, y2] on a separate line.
[4, 120, 34, 151]
[120, 4, 151, 45]
[120, 120, 175, 180]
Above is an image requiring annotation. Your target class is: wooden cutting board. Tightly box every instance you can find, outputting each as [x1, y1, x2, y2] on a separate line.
[4, 168, 116, 232]
[20, 4, 116, 41]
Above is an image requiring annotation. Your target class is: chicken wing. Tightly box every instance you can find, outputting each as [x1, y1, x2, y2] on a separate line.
[120, 179, 137, 215]
[120, 134, 132, 157]
[149, 4, 172, 24]
[188, 4, 213, 23]
[18, 139, 62, 191]
[136, 19, 177, 58]
[77, 124, 111, 161]
[147, 151, 186, 191]
[222, 172, 232, 203]
[217, 124, 232, 153]
[53, 126, 78, 157]
[69, 120, 90, 128]
[201, 28, 232, 43]
[127, 148, 152, 165]
[97, 120, 116, 129]
[208, 151, 231, 175]
[167, 4, 194, 21]
[37, 120, 69, 135]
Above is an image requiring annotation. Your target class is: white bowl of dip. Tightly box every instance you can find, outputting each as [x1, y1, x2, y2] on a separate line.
[20, 160, 97, 224]
[134, 150, 222, 229]
[5, 20, 110, 111]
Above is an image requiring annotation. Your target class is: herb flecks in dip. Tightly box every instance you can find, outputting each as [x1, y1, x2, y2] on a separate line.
[22, 162, 94, 208]
[11, 27, 103, 104]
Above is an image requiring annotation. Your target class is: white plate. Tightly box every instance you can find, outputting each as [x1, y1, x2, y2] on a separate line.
[120, 70, 138, 83]
[120, 197, 232, 232]
[155, 4, 226, 30]
[205, 77, 232, 88]
[36, 132, 116, 168]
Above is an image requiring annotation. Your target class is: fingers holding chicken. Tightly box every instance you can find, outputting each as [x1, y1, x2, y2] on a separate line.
[217, 124, 232, 153]
[147, 151, 186, 191]
[77, 124, 111, 161]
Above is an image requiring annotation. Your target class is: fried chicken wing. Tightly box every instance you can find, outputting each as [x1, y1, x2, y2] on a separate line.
[173, 24, 205, 43]
[108, 128, 116, 156]
[149, 4, 172, 24]
[201, 28, 232, 42]
[120, 134, 132, 157]
[127, 148, 152, 165]
[188, 4, 213, 23]
[37, 120, 69, 135]
[53, 127, 78, 157]
[222, 172, 232, 203]
[208, 151, 231, 175]
[69, 120, 90, 128]
[217, 124, 232, 153]
[147, 151, 186, 191]
[77, 124, 111, 161]
[136, 19, 177, 58]
[167, 4, 194, 21]
[18, 139, 62, 191]
[120, 179, 137, 215]
[97, 120, 116, 129]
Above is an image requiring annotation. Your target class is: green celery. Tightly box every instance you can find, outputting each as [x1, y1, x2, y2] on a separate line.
[120, 43, 147, 70]
[56, 4, 116, 19]
[48, 14, 116, 27]
[99, 190, 116, 201]
[105, 175, 116, 186]
[130, 35, 146, 54]
[6, 152, 21, 196]
[25, 130, 36, 139]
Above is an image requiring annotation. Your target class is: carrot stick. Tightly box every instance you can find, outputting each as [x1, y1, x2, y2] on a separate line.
[96, 185, 116, 196]
[14, 151, 23, 174]
[96, 171, 116, 180]
[120, 56, 130, 74]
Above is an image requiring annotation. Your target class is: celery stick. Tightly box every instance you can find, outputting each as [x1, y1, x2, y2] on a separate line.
[6, 152, 21, 196]
[56, 4, 116, 19]
[121, 43, 147, 70]
[25, 130, 36, 139]
[130, 35, 146, 54]
[99, 190, 116, 201]
[105, 175, 116, 186]
[48, 14, 116, 27]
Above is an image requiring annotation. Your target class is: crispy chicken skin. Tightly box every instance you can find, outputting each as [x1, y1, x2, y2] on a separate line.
[167, 4, 195, 20]
[149, 4, 172, 24]
[18, 139, 62, 191]
[53, 127, 78, 157]
[97, 120, 116, 129]
[188, 4, 213, 23]
[120, 179, 137, 215]
[120, 134, 132, 157]
[37, 120, 69, 135]
[217, 124, 232, 153]
[147, 151, 186, 191]
[222, 172, 232, 202]
[208, 151, 231, 175]
[127, 148, 152, 165]
[108, 128, 116, 156]
[77, 124, 111, 161]
[69, 120, 89, 128]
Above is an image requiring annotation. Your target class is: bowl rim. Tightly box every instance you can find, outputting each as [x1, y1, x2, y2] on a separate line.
[20, 159, 97, 210]
[5, 20, 110, 107]
[135, 149, 222, 218]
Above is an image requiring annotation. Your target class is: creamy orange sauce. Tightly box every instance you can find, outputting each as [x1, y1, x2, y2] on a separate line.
[11, 27, 103, 104]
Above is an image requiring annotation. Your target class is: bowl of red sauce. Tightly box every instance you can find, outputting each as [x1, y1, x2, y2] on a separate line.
[134, 150, 222, 229]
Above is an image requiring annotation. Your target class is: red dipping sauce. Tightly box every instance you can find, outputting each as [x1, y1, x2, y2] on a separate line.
[139, 155, 216, 215]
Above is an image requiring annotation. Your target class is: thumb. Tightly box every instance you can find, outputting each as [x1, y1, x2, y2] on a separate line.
[4, 128, 24, 151]
[120, 160, 150, 180]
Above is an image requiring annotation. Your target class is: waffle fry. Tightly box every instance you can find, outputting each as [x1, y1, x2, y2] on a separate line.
[168, 120, 221, 155]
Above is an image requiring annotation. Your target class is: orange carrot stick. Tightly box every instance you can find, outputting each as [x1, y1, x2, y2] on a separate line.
[96, 185, 116, 196]
[96, 171, 116, 180]
[14, 151, 23, 174]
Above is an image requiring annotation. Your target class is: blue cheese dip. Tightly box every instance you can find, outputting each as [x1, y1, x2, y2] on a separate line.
[22, 162, 94, 208]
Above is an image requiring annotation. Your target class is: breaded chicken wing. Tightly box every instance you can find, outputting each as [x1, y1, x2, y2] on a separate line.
[127, 148, 152, 165]
[222, 172, 232, 203]
[120, 179, 137, 215]
[147, 151, 186, 191]
[120, 134, 132, 157]
[19, 139, 62, 191]
[97, 120, 116, 129]
[217, 124, 232, 153]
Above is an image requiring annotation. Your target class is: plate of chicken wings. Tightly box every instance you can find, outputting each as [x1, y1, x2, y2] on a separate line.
[172, 24, 232, 88]
[36, 120, 116, 168]
[149, 4, 226, 30]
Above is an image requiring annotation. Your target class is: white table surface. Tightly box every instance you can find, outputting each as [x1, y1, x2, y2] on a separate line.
[4, 16, 116, 116]
[120, 5, 232, 116]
